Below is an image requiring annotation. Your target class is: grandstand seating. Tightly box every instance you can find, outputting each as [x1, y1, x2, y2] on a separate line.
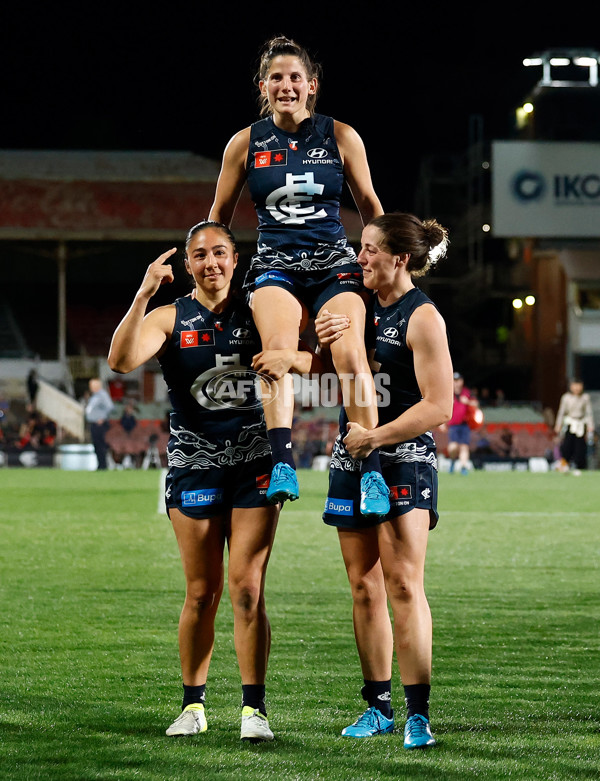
[105, 418, 168, 468]
[432, 421, 554, 460]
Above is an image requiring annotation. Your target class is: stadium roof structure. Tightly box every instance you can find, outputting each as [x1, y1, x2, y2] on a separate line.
[0, 149, 363, 242]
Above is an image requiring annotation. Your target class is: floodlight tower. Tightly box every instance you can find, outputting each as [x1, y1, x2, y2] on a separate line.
[511, 47, 600, 412]
[516, 48, 600, 139]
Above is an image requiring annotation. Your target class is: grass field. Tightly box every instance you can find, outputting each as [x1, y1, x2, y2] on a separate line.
[1, 467, 599, 780]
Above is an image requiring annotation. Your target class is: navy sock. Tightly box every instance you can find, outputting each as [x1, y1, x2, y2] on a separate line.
[404, 683, 430, 720]
[360, 448, 382, 476]
[361, 679, 392, 719]
[242, 684, 267, 716]
[182, 683, 206, 710]
[268, 427, 296, 469]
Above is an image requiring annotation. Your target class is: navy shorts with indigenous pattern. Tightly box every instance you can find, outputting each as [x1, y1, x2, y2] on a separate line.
[244, 262, 365, 318]
[165, 453, 273, 519]
[323, 457, 439, 531]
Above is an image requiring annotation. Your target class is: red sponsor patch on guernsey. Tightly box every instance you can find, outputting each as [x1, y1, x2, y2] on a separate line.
[254, 149, 288, 168]
[180, 330, 215, 348]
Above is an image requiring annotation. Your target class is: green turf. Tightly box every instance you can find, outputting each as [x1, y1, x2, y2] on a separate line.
[0, 468, 599, 780]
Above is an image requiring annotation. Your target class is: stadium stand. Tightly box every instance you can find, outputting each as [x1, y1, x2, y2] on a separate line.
[0, 298, 31, 358]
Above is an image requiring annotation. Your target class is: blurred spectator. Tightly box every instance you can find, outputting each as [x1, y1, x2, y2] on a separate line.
[85, 378, 114, 470]
[27, 369, 39, 407]
[494, 388, 506, 406]
[17, 410, 56, 449]
[444, 372, 479, 475]
[496, 427, 514, 459]
[479, 387, 491, 407]
[119, 401, 138, 433]
[554, 378, 595, 473]
[473, 427, 494, 457]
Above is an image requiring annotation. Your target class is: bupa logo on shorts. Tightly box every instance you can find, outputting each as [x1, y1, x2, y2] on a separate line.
[182, 488, 223, 506]
[181, 330, 215, 348]
[325, 497, 354, 516]
[390, 485, 412, 502]
[254, 149, 288, 168]
[255, 270, 294, 287]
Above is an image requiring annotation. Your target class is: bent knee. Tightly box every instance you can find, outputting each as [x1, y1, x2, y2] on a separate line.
[385, 574, 422, 604]
[185, 585, 221, 613]
[230, 583, 264, 615]
[350, 577, 386, 608]
[331, 343, 367, 377]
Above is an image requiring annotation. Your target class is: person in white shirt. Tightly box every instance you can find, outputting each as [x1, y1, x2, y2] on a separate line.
[554, 378, 595, 472]
[85, 378, 114, 470]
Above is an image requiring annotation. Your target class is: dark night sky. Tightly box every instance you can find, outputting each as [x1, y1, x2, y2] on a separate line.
[0, 5, 595, 210]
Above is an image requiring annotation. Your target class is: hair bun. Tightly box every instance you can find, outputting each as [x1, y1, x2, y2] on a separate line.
[423, 219, 449, 265]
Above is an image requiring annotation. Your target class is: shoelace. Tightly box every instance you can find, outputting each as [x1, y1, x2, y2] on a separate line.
[354, 707, 381, 728]
[272, 464, 290, 484]
[406, 714, 429, 737]
[363, 473, 388, 498]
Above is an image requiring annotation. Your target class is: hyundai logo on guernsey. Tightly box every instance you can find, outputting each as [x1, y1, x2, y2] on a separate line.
[378, 325, 401, 346]
[325, 498, 354, 516]
[182, 488, 223, 507]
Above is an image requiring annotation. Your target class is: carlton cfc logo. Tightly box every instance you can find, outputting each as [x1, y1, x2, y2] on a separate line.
[266, 173, 328, 225]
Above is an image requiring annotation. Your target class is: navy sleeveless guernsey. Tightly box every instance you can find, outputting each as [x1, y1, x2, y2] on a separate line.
[371, 288, 437, 461]
[246, 114, 356, 271]
[335, 288, 438, 468]
[158, 294, 269, 468]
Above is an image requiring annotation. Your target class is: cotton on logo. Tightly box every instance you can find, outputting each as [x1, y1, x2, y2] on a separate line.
[266, 173, 328, 224]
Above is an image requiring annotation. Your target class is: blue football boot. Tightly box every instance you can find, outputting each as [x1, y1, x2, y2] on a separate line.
[403, 714, 436, 749]
[360, 471, 390, 517]
[266, 462, 299, 504]
[341, 707, 394, 738]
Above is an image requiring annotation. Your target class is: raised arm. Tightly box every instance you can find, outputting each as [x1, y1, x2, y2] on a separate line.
[208, 127, 251, 225]
[108, 249, 178, 374]
[334, 120, 383, 224]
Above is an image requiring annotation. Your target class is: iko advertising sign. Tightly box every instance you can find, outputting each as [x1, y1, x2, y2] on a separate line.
[492, 141, 600, 238]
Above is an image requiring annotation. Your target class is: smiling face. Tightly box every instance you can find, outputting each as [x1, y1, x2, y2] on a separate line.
[185, 226, 237, 300]
[357, 225, 399, 291]
[259, 55, 317, 122]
